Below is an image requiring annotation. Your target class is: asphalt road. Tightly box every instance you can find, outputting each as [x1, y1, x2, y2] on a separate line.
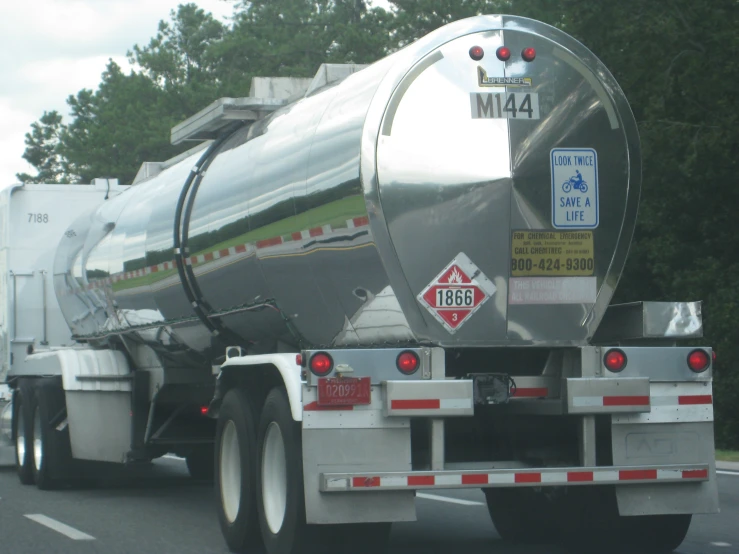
[0, 459, 737, 554]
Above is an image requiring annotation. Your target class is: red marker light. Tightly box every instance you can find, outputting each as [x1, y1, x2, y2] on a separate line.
[309, 352, 333, 376]
[296, 353, 303, 367]
[469, 46, 484, 61]
[687, 349, 710, 373]
[604, 349, 627, 372]
[200, 406, 209, 415]
[396, 351, 420, 375]
[496, 46, 511, 61]
[522, 47, 536, 62]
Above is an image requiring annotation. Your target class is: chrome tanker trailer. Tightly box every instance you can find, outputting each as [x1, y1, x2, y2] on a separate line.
[5, 14, 717, 554]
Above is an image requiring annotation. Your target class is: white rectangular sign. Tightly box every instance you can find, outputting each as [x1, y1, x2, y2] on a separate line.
[508, 277, 597, 305]
[551, 148, 599, 229]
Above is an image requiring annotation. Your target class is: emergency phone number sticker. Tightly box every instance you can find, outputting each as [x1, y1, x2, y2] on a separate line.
[511, 231, 594, 277]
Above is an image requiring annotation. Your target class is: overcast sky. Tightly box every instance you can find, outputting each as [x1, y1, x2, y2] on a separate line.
[0, 0, 294, 187]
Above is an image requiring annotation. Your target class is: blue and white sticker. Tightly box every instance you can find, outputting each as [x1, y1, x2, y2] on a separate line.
[551, 148, 599, 229]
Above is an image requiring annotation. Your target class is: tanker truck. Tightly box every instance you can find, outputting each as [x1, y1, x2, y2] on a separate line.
[3, 14, 718, 554]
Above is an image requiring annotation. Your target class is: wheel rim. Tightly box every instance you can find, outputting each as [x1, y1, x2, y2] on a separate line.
[33, 405, 43, 472]
[16, 404, 25, 465]
[220, 420, 241, 524]
[262, 421, 287, 534]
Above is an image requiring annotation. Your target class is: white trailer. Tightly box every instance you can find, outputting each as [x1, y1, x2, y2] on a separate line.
[0, 180, 128, 466]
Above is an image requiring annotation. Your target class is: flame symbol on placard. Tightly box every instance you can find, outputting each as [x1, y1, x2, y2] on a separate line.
[447, 268, 464, 284]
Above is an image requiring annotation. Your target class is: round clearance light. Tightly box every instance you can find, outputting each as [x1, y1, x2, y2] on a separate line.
[687, 349, 710, 373]
[469, 45, 485, 61]
[604, 349, 627, 372]
[496, 46, 511, 61]
[396, 351, 420, 375]
[309, 352, 333, 376]
[522, 47, 536, 62]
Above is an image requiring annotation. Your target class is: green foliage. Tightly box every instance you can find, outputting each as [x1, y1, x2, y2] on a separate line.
[16, 111, 65, 184]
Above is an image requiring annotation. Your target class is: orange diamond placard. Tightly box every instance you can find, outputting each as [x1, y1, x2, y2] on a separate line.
[417, 253, 497, 333]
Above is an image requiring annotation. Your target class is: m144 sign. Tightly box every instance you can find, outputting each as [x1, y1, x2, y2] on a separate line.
[417, 253, 497, 333]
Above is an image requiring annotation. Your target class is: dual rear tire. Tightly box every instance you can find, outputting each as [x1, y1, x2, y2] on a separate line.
[215, 386, 391, 554]
[14, 379, 75, 490]
[485, 485, 692, 554]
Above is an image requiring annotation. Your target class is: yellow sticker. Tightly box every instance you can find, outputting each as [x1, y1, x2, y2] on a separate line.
[511, 231, 594, 276]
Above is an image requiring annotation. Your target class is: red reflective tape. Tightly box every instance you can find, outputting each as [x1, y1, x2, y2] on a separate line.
[567, 471, 594, 482]
[512, 387, 549, 398]
[408, 475, 435, 486]
[303, 401, 353, 412]
[219, 249, 230, 258]
[256, 237, 282, 249]
[353, 477, 380, 488]
[390, 399, 441, 410]
[603, 395, 650, 406]
[682, 469, 708, 479]
[309, 227, 324, 237]
[514, 473, 541, 483]
[461, 474, 489, 485]
[353, 216, 370, 227]
[678, 395, 713, 405]
[619, 469, 657, 481]
[204, 252, 214, 262]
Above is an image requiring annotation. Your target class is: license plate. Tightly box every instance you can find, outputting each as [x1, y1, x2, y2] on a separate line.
[317, 377, 371, 407]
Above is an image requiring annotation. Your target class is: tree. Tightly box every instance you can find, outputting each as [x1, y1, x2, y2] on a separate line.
[16, 111, 66, 184]
[59, 60, 181, 185]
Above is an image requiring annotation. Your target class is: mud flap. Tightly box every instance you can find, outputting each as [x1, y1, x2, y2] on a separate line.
[611, 421, 719, 516]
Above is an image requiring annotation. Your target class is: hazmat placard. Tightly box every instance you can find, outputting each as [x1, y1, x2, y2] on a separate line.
[551, 148, 599, 229]
[511, 230, 594, 277]
[417, 253, 496, 334]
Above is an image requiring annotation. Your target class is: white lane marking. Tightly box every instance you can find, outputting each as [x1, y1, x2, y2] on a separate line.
[25, 514, 95, 540]
[163, 454, 185, 461]
[416, 492, 484, 506]
[716, 470, 739, 476]
[711, 542, 732, 547]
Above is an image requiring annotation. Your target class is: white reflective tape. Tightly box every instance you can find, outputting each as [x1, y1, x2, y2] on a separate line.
[439, 398, 473, 410]
[657, 469, 683, 480]
[434, 474, 463, 486]
[381, 476, 407, 488]
[487, 473, 516, 485]
[572, 396, 603, 407]
[593, 470, 619, 482]
[540, 472, 565, 484]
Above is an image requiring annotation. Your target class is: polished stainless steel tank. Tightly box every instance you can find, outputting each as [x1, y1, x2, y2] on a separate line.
[54, 15, 641, 365]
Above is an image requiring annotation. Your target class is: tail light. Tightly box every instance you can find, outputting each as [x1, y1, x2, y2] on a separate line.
[521, 47, 536, 62]
[396, 351, 420, 375]
[687, 349, 710, 373]
[604, 349, 627, 372]
[309, 352, 333, 376]
[496, 46, 511, 61]
[469, 45, 484, 61]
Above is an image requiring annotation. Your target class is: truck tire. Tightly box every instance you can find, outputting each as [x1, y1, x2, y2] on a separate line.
[215, 388, 262, 553]
[621, 513, 692, 553]
[256, 386, 314, 554]
[31, 382, 74, 490]
[558, 486, 624, 554]
[483, 487, 557, 543]
[14, 381, 35, 485]
[186, 444, 215, 481]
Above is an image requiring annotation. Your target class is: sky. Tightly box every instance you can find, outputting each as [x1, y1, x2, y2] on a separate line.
[0, 0, 389, 187]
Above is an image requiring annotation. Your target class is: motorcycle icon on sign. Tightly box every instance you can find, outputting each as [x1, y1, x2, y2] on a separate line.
[562, 170, 588, 193]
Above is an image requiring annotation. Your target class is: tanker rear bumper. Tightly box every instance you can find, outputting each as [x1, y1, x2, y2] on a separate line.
[320, 463, 711, 492]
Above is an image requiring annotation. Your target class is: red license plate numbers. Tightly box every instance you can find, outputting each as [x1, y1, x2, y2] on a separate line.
[317, 377, 371, 407]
